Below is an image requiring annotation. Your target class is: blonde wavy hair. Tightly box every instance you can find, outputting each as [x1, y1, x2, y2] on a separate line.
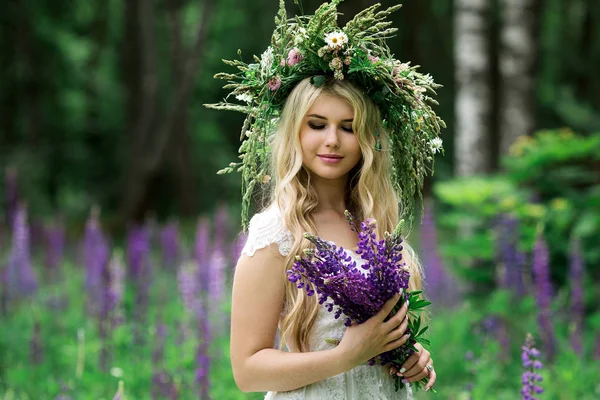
[266, 77, 423, 353]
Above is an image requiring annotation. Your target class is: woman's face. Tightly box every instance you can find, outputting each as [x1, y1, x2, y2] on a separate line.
[299, 93, 362, 183]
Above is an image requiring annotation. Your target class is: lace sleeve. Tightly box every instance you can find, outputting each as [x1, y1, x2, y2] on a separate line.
[240, 206, 294, 257]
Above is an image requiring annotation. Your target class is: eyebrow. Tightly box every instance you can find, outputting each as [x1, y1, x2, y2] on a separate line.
[307, 114, 354, 122]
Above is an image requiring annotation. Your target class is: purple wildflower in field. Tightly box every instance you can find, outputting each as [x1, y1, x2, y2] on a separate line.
[107, 251, 126, 328]
[44, 217, 65, 281]
[6, 205, 38, 300]
[127, 224, 152, 345]
[159, 221, 181, 269]
[421, 198, 460, 308]
[568, 235, 585, 356]
[194, 218, 210, 292]
[127, 224, 152, 282]
[178, 261, 202, 315]
[83, 207, 110, 309]
[4, 166, 18, 228]
[288, 212, 431, 391]
[495, 214, 526, 297]
[521, 333, 543, 400]
[195, 305, 211, 399]
[532, 231, 556, 361]
[209, 249, 225, 307]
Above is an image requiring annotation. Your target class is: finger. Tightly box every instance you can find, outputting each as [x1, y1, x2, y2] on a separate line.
[425, 368, 437, 391]
[383, 334, 410, 353]
[403, 351, 430, 378]
[397, 351, 420, 376]
[383, 300, 409, 330]
[403, 366, 428, 383]
[386, 315, 409, 341]
[376, 292, 402, 321]
[389, 366, 398, 376]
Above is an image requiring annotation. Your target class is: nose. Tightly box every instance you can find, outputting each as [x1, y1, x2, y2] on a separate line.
[324, 126, 340, 148]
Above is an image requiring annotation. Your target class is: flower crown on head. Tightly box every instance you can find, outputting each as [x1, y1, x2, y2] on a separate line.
[205, 0, 445, 230]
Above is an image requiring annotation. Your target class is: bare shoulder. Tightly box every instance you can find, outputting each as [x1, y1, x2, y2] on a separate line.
[231, 243, 286, 362]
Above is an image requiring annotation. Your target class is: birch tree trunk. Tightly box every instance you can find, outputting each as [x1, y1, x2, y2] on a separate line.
[499, 0, 539, 156]
[454, 0, 493, 176]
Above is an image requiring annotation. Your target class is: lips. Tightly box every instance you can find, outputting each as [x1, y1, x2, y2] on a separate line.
[318, 154, 343, 159]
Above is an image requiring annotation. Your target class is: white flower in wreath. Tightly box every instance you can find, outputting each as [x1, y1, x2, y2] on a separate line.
[235, 93, 253, 103]
[429, 137, 443, 154]
[294, 27, 308, 45]
[260, 46, 274, 78]
[324, 31, 348, 50]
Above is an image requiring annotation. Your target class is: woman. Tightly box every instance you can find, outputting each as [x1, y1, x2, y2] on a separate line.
[206, 2, 444, 398]
[232, 77, 435, 399]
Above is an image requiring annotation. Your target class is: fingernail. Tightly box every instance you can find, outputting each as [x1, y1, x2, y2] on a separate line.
[405, 300, 409, 307]
[396, 373, 403, 377]
[425, 387, 430, 392]
[401, 379, 408, 384]
[399, 367, 406, 373]
[389, 369, 394, 376]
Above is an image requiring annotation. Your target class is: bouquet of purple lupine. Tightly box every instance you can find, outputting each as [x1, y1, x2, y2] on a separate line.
[287, 211, 432, 392]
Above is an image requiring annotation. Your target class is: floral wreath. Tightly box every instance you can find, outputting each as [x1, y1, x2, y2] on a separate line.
[205, 0, 445, 230]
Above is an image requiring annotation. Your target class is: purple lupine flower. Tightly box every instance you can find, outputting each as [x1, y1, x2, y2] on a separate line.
[29, 320, 44, 364]
[106, 251, 125, 328]
[521, 333, 543, 399]
[209, 250, 225, 308]
[44, 217, 66, 281]
[178, 261, 201, 315]
[421, 199, 460, 308]
[288, 213, 431, 391]
[6, 205, 38, 300]
[495, 214, 526, 296]
[83, 207, 110, 312]
[127, 224, 152, 346]
[569, 235, 585, 356]
[194, 219, 210, 292]
[159, 221, 181, 269]
[532, 231, 556, 361]
[126, 224, 152, 282]
[195, 296, 211, 400]
[4, 166, 18, 228]
[99, 251, 126, 371]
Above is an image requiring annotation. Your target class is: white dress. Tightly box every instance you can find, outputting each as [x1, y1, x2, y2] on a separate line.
[241, 206, 413, 400]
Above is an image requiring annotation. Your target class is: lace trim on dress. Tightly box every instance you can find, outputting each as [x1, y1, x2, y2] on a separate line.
[241, 206, 294, 257]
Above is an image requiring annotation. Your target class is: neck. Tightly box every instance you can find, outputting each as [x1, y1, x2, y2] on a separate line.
[310, 174, 348, 214]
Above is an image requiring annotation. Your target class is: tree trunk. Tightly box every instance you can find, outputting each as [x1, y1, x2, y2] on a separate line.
[167, 0, 196, 216]
[454, 0, 493, 176]
[120, 0, 213, 223]
[499, 0, 539, 157]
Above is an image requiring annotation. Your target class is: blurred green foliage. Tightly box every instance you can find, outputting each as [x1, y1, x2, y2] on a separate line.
[434, 129, 600, 292]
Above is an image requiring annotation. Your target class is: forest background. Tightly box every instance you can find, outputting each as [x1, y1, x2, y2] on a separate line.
[1, 0, 599, 399]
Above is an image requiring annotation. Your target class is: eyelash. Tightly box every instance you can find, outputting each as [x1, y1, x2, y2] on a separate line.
[308, 123, 354, 133]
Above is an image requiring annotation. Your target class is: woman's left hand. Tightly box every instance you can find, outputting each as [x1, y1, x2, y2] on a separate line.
[388, 343, 436, 392]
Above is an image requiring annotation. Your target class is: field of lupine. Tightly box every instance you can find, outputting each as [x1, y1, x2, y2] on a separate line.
[2, 180, 600, 398]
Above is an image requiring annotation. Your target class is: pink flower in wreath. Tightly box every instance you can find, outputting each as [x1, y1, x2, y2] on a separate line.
[368, 55, 380, 63]
[268, 76, 281, 91]
[287, 48, 303, 67]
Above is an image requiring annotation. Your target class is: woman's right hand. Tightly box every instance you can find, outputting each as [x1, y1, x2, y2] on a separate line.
[336, 293, 411, 368]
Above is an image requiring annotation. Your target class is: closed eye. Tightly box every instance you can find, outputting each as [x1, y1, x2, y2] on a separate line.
[308, 122, 354, 133]
[308, 123, 326, 130]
